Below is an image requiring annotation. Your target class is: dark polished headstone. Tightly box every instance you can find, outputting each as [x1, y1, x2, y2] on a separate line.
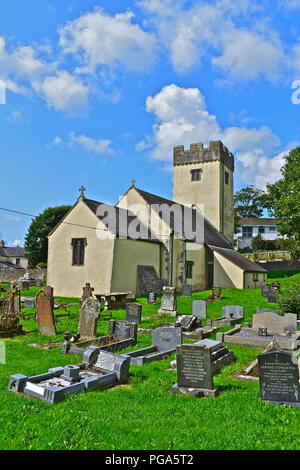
[176, 343, 213, 390]
[267, 290, 278, 304]
[261, 284, 271, 297]
[258, 350, 300, 407]
[147, 291, 157, 304]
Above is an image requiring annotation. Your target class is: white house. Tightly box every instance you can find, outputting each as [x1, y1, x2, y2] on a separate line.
[235, 218, 279, 250]
[0, 241, 28, 269]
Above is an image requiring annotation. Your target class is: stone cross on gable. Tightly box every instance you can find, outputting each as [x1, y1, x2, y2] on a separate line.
[79, 186, 86, 199]
[131, 179, 136, 187]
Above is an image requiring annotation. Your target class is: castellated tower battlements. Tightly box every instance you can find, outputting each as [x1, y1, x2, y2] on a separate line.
[173, 140, 234, 172]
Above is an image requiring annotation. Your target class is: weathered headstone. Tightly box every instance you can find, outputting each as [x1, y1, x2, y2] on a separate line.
[181, 284, 192, 297]
[222, 305, 244, 319]
[271, 281, 281, 292]
[174, 315, 200, 332]
[136, 265, 163, 296]
[158, 286, 177, 316]
[152, 326, 182, 352]
[108, 320, 138, 343]
[192, 300, 206, 318]
[212, 287, 222, 300]
[35, 287, 56, 336]
[267, 290, 278, 304]
[21, 281, 29, 291]
[147, 291, 157, 304]
[80, 283, 94, 307]
[125, 303, 142, 324]
[253, 311, 297, 336]
[35, 278, 42, 288]
[261, 284, 271, 297]
[24, 298, 35, 309]
[258, 349, 300, 407]
[77, 297, 100, 341]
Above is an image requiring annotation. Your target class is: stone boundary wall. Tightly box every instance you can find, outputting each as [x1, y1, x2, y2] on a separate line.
[0, 267, 47, 282]
[255, 260, 300, 271]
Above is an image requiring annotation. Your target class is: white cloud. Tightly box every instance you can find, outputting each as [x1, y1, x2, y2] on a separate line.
[140, 0, 285, 79]
[32, 71, 89, 112]
[137, 83, 285, 188]
[58, 7, 157, 72]
[50, 131, 114, 155]
[4, 214, 21, 223]
[6, 110, 29, 124]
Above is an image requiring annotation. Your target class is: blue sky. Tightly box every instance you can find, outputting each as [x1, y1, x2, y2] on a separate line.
[1, 0, 300, 245]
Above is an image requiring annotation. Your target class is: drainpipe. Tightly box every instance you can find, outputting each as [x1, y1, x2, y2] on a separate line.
[170, 230, 174, 286]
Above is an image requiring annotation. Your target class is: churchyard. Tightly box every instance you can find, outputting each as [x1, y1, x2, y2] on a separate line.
[0, 270, 299, 450]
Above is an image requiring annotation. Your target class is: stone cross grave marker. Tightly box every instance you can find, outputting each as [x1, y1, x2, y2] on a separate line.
[35, 287, 56, 336]
[80, 283, 94, 307]
[258, 349, 299, 407]
[126, 303, 142, 324]
[77, 297, 100, 341]
[192, 300, 206, 318]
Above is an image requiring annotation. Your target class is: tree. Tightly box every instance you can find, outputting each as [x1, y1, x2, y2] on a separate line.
[234, 185, 266, 219]
[24, 205, 71, 267]
[265, 147, 300, 249]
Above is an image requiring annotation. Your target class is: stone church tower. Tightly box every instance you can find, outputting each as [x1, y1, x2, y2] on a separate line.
[172, 140, 234, 243]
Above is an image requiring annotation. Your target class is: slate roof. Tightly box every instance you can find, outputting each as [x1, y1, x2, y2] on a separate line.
[0, 246, 25, 258]
[238, 217, 277, 226]
[83, 198, 159, 242]
[208, 245, 267, 273]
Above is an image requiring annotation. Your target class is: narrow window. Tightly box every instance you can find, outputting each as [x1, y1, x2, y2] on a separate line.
[15, 258, 20, 266]
[242, 226, 252, 238]
[258, 226, 265, 234]
[186, 261, 194, 279]
[253, 273, 259, 282]
[225, 171, 229, 185]
[72, 239, 86, 266]
[191, 169, 202, 181]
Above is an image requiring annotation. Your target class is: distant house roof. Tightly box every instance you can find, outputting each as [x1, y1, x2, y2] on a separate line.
[238, 218, 277, 226]
[208, 245, 267, 273]
[0, 246, 25, 258]
[83, 198, 159, 242]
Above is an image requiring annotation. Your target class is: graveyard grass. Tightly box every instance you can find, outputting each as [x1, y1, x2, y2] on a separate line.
[0, 271, 299, 450]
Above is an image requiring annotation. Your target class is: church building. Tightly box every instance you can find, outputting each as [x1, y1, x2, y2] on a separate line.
[47, 141, 266, 297]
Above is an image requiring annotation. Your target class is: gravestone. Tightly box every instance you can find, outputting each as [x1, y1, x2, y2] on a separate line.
[253, 311, 297, 335]
[35, 287, 56, 336]
[125, 303, 142, 325]
[261, 284, 271, 297]
[77, 297, 100, 341]
[35, 278, 42, 288]
[136, 265, 163, 297]
[152, 326, 182, 352]
[181, 284, 192, 297]
[108, 320, 137, 342]
[192, 300, 206, 319]
[8, 283, 20, 316]
[21, 281, 29, 291]
[80, 283, 94, 307]
[256, 308, 280, 315]
[174, 315, 200, 332]
[258, 350, 300, 407]
[212, 287, 222, 300]
[267, 290, 278, 304]
[271, 281, 281, 292]
[158, 286, 177, 316]
[170, 341, 219, 397]
[222, 305, 244, 319]
[24, 298, 35, 309]
[147, 291, 157, 304]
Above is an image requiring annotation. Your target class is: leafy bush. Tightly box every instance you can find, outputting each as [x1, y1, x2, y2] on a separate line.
[278, 282, 300, 318]
[37, 262, 47, 268]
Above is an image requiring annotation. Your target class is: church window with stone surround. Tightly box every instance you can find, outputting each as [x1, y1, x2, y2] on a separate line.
[191, 169, 202, 181]
[186, 261, 194, 279]
[72, 239, 86, 266]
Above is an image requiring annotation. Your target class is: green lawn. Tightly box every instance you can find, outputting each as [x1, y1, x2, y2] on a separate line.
[0, 272, 299, 450]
